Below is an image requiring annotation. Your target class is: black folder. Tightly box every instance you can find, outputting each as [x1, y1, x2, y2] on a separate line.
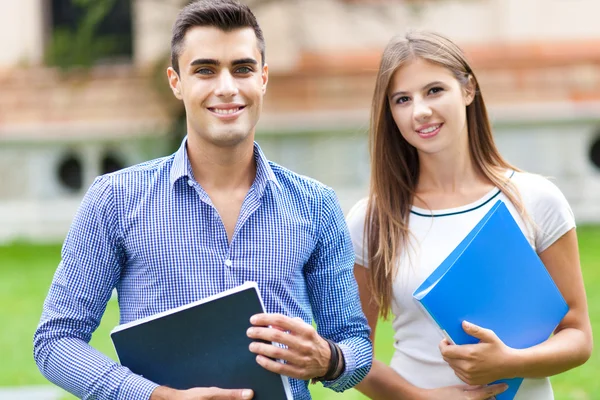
[111, 282, 292, 400]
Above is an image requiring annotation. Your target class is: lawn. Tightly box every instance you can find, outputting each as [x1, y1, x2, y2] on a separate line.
[1, 226, 599, 400]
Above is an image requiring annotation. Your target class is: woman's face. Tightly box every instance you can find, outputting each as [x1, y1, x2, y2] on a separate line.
[387, 58, 474, 157]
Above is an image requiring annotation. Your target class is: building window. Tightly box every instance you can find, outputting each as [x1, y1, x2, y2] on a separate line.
[47, 0, 133, 67]
[101, 152, 125, 174]
[57, 154, 83, 191]
[590, 135, 600, 171]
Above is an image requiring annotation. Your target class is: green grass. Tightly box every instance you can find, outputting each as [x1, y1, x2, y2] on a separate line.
[1, 226, 599, 399]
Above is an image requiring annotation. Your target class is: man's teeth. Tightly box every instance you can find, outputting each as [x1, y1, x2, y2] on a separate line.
[418, 124, 440, 134]
[212, 108, 241, 115]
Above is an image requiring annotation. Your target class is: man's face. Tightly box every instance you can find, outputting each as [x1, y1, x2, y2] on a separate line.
[168, 26, 268, 148]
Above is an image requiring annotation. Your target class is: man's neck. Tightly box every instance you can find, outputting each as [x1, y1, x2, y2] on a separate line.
[186, 136, 257, 193]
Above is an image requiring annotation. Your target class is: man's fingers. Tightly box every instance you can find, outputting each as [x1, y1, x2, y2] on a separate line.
[248, 341, 303, 365]
[254, 354, 308, 380]
[188, 387, 254, 399]
[211, 388, 253, 400]
[247, 326, 294, 347]
[250, 313, 308, 333]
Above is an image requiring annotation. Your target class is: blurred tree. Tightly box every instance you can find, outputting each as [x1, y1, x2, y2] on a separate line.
[46, 0, 133, 69]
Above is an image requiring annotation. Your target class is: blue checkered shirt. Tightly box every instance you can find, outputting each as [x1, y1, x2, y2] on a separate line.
[34, 140, 372, 400]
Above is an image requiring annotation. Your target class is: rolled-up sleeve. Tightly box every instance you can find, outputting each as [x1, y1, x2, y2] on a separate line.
[304, 187, 373, 392]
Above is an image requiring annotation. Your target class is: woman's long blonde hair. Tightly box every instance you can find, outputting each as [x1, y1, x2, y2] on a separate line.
[367, 31, 523, 319]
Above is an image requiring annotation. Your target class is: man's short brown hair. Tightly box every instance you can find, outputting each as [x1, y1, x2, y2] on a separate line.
[171, 0, 266, 74]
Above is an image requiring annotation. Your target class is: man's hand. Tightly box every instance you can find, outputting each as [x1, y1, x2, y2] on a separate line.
[440, 321, 519, 385]
[247, 313, 331, 380]
[150, 386, 253, 400]
[422, 383, 508, 400]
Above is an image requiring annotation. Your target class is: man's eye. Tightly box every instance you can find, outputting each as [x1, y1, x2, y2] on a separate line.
[196, 68, 214, 75]
[236, 66, 253, 74]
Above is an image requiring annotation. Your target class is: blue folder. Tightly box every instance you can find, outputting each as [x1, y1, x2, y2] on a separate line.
[413, 200, 568, 400]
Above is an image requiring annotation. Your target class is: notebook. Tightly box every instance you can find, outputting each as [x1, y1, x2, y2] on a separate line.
[413, 200, 569, 400]
[111, 281, 293, 400]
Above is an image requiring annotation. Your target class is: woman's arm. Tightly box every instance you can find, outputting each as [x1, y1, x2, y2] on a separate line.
[353, 264, 422, 399]
[513, 228, 593, 376]
[353, 264, 508, 400]
[441, 228, 593, 384]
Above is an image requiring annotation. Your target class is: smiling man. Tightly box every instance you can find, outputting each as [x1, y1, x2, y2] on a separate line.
[33, 1, 372, 400]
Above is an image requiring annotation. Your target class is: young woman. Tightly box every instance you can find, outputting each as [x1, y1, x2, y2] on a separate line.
[346, 31, 593, 400]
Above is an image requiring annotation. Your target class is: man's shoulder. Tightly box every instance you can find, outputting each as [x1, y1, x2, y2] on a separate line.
[102, 154, 174, 185]
[89, 154, 175, 202]
[268, 161, 334, 198]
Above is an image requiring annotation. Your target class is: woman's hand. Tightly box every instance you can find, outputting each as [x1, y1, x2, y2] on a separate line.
[439, 321, 519, 385]
[422, 383, 508, 400]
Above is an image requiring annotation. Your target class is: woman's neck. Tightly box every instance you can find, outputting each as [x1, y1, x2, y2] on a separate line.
[414, 150, 497, 210]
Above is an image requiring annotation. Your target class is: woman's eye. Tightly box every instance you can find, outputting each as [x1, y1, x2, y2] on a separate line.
[396, 96, 410, 104]
[428, 87, 444, 95]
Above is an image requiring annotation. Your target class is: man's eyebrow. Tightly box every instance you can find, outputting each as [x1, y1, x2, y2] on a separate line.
[189, 58, 220, 67]
[231, 58, 258, 66]
[390, 81, 446, 98]
[189, 58, 258, 68]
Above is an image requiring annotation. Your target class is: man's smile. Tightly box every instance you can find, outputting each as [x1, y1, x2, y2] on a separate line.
[207, 104, 246, 119]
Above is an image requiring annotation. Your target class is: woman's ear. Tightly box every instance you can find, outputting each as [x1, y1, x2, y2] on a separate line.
[464, 75, 476, 106]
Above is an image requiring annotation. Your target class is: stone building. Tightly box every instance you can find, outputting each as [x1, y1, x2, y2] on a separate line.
[1, 0, 599, 242]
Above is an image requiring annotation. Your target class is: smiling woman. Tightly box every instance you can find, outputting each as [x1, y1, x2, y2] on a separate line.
[346, 30, 593, 400]
[387, 58, 474, 155]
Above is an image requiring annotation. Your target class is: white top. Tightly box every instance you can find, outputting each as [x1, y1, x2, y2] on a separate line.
[346, 171, 576, 400]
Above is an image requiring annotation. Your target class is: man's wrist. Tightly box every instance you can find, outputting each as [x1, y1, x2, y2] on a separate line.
[150, 386, 177, 400]
[312, 338, 345, 382]
[332, 342, 346, 380]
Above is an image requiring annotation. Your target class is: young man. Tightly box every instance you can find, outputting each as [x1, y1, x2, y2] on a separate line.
[33, 1, 372, 399]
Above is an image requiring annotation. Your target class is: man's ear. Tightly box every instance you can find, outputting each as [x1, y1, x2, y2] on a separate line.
[464, 75, 476, 106]
[167, 67, 183, 100]
[261, 63, 269, 94]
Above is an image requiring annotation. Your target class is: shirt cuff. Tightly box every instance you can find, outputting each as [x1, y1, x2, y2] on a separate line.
[320, 342, 357, 392]
[117, 373, 160, 400]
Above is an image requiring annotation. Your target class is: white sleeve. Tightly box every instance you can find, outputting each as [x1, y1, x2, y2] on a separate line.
[525, 175, 576, 253]
[345, 198, 369, 267]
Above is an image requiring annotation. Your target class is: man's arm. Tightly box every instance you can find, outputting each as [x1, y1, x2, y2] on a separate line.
[245, 187, 372, 389]
[33, 176, 159, 400]
[303, 186, 373, 391]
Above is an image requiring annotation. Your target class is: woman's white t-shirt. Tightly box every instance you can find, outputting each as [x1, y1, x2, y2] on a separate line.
[346, 171, 576, 400]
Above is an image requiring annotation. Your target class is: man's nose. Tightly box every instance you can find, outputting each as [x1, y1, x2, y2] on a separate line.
[214, 71, 239, 97]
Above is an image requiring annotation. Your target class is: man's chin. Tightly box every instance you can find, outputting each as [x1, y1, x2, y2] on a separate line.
[210, 130, 253, 148]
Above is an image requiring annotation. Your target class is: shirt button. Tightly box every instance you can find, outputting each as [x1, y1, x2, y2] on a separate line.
[187, 180, 194, 186]
[224, 259, 233, 267]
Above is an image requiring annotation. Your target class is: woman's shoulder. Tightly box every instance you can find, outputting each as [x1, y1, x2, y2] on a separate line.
[345, 197, 370, 266]
[346, 197, 369, 231]
[509, 170, 575, 252]
[510, 171, 570, 209]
